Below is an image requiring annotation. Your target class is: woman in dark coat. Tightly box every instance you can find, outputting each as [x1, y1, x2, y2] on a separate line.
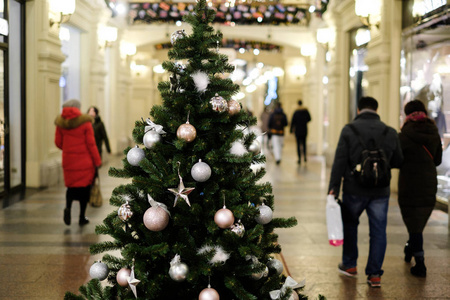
[87, 106, 111, 158]
[55, 100, 102, 226]
[398, 100, 442, 277]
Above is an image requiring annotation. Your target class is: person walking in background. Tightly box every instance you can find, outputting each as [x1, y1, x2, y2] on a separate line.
[260, 106, 272, 150]
[87, 106, 111, 158]
[268, 102, 288, 165]
[328, 97, 403, 288]
[290, 100, 311, 164]
[55, 99, 102, 226]
[398, 100, 442, 277]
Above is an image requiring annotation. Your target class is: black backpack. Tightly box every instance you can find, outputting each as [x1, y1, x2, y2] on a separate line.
[349, 124, 391, 188]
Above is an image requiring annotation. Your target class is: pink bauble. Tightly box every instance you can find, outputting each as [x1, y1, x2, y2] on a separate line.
[177, 123, 197, 142]
[199, 287, 220, 300]
[227, 100, 241, 115]
[143, 206, 169, 231]
[116, 268, 131, 287]
[214, 208, 234, 229]
[290, 291, 299, 300]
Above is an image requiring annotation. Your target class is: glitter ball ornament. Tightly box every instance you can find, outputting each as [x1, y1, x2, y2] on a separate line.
[143, 206, 170, 231]
[210, 93, 228, 112]
[199, 286, 220, 300]
[177, 122, 197, 142]
[169, 255, 189, 282]
[191, 159, 211, 182]
[251, 266, 269, 280]
[230, 221, 245, 237]
[214, 206, 234, 229]
[127, 146, 145, 166]
[89, 261, 109, 281]
[118, 201, 133, 222]
[116, 268, 131, 287]
[143, 130, 161, 149]
[255, 203, 273, 225]
[170, 29, 186, 45]
[267, 258, 284, 276]
[227, 99, 241, 115]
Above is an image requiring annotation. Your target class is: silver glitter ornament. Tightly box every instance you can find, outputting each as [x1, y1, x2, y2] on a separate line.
[255, 203, 273, 224]
[170, 29, 186, 45]
[267, 258, 284, 276]
[169, 255, 189, 282]
[210, 93, 228, 112]
[89, 261, 109, 281]
[251, 266, 269, 280]
[199, 285, 220, 300]
[118, 201, 133, 222]
[230, 220, 245, 237]
[191, 159, 211, 182]
[143, 130, 161, 149]
[249, 139, 261, 154]
[127, 146, 145, 166]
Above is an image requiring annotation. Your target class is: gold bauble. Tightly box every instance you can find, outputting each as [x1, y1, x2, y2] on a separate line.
[177, 122, 197, 142]
[227, 100, 241, 115]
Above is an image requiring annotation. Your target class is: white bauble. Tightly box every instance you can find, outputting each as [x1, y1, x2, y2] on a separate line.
[143, 131, 161, 149]
[198, 287, 220, 300]
[127, 146, 145, 166]
[191, 160, 212, 182]
[89, 261, 109, 281]
[255, 203, 273, 225]
[169, 262, 189, 282]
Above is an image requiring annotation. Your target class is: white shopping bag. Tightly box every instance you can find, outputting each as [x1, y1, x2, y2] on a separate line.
[326, 195, 343, 246]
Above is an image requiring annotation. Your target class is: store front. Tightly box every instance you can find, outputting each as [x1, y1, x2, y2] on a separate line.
[400, 0, 449, 205]
[0, 0, 26, 207]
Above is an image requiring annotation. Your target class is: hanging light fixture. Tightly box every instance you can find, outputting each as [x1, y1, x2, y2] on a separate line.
[49, 0, 76, 27]
[354, 0, 381, 29]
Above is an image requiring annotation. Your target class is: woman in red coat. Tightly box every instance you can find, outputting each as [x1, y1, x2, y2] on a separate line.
[55, 99, 102, 225]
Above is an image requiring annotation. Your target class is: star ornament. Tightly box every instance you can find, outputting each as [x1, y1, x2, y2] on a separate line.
[168, 174, 195, 207]
[128, 266, 140, 298]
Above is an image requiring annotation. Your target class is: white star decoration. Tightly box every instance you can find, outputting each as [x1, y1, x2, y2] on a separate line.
[128, 265, 140, 298]
[168, 173, 195, 207]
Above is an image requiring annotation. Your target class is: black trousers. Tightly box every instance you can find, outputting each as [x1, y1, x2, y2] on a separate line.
[66, 186, 91, 219]
[295, 134, 307, 161]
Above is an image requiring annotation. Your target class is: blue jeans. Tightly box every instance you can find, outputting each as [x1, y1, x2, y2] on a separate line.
[341, 193, 389, 276]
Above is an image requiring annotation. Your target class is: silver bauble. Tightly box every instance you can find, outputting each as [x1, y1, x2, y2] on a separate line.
[267, 258, 284, 276]
[249, 139, 261, 154]
[227, 99, 241, 115]
[171, 29, 186, 45]
[198, 287, 220, 300]
[127, 146, 145, 166]
[118, 202, 133, 222]
[177, 122, 197, 142]
[214, 207, 235, 229]
[251, 266, 269, 280]
[210, 94, 228, 112]
[175, 62, 186, 74]
[116, 268, 131, 287]
[191, 159, 211, 182]
[230, 222, 245, 237]
[89, 261, 109, 281]
[169, 262, 189, 282]
[255, 203, 273, 225]
[143, 206, 169, 231]
[143, 130, 161, 149]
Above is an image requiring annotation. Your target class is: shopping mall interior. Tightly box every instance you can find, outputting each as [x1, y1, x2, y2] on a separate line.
[0, 0, 448, 299]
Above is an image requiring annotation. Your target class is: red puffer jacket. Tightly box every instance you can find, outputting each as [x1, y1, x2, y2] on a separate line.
[55, 107, 102, 187]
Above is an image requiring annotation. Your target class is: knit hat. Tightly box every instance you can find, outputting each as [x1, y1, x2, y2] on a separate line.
[62, 99, 81, 109]
[404, 99, 427, 116]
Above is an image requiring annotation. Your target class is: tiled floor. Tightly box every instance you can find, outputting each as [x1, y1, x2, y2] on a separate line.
[0, 136, 449, 299]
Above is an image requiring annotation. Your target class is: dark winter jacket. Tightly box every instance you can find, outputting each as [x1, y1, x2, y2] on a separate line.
[398, 118, 442, 208]
[55, 107, 102, 188]
[92, 116, 111, 155]
[328, 110, 404, 197]
[290, 106, 311, 136]
[268, 108, 288, 136]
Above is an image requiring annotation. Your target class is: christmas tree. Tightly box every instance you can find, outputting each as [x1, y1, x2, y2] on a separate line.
[65, 0, 300, 299]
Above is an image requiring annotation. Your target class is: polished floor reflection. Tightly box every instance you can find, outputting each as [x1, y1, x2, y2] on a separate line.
[0, 136, 448, 299]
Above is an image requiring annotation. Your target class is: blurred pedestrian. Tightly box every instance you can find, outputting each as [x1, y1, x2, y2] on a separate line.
[290, 100, 311, 164]
[398, 100, 442, 277]
[260, 106, 272, 150]
[87, 106, 111, 158]
[55, 99, 101, 226]
[268, 102, 288, 165]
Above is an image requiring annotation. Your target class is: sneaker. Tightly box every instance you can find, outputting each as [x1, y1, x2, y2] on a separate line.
[367, 275, 381, 288]
[79, 217, 90, 226]
[338, 263, 357, 277]
[64, 208, 71, 225]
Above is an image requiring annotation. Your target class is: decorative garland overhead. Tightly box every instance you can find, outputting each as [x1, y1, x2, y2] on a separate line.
[129, 2, 312, 25]
[155, 38, 283, 52]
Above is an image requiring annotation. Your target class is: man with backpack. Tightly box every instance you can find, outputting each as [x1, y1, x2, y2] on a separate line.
[328, 97, 403, 288]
